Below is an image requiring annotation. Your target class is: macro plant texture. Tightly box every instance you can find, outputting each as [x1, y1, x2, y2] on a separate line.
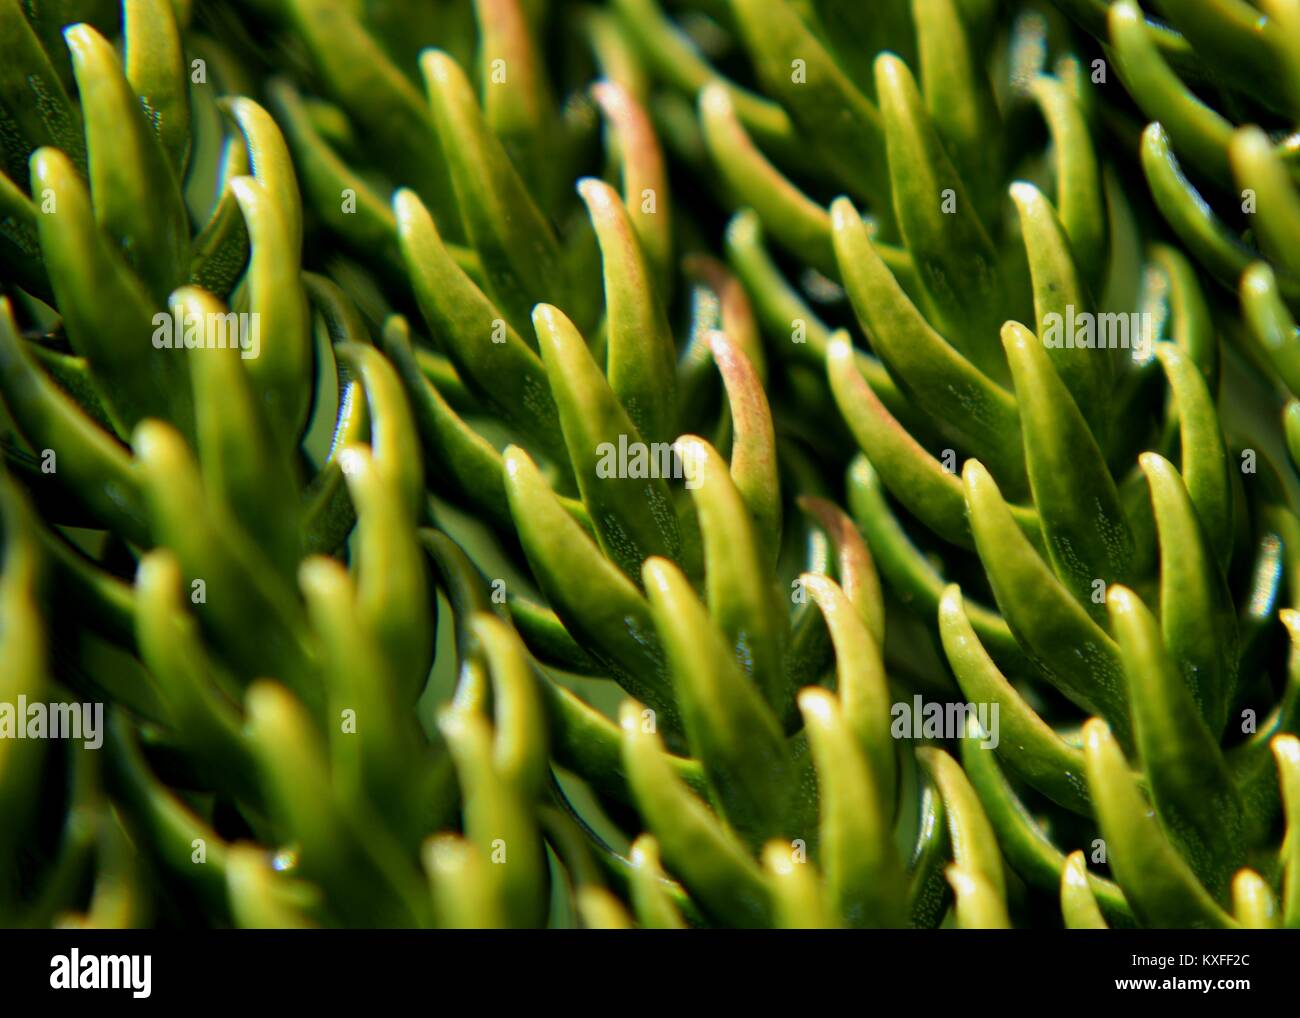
[0, 0, 1299, 932]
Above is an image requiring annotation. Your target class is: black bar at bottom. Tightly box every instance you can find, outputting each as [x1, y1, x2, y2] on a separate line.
[0, 928, 1293, 1007]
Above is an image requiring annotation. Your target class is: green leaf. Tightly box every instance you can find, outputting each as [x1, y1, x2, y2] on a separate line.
[394, 188, 567, 463]
[643, 556, 796, 847]
[710, 333, 780, 559]
[473, 0, 559, 210]
[964, 458, 1129, 731]
[501, 445, 675, 725]
[939, 584, 1091, 815]
[505, 594, 599, 676]
[300, 374, 366, 557]
[0, 474, 48, 893]
[268, 79, 404, 282]
[592, 80, 672, 294]
[0, 3, 84, 179]
[846, 454, 1028, 672]
[698, 83, 835, 278]
[799, 688, 905, 927]
[579, 176, 677, 446]
[1232, 869, 1279, 929]
[610, 0, 804, 165]
[1082, 717, 1237, 928]
[960, 711, 1133, 926]
[124, 0, 191, 179]
[800, 574, 894, 809]
[725, 208, 829, 367]
[914, 0, 1002, 225]
[917, 746, 1005, 899]
[229, 170, 312, 447]
[619, 700, 774, 927]
[1147, 0, 1294, 115]
[226, 844, 321, 929]
[1140, 452, 1237, 735]
[422, 834, 506, 929]
[1001, 320, 1134, 611]
[946, 865, 1010, 929]
[677, 435, 789, 719]
[1155, 342, 1232, 569]
[334, 342, 423, 520]
[471, 614, 549, 800]
[1242, 261, 1300, 398]
[181, 286, 299, 579]
[30, 147, 190, 437]
[283, 0, 460, 238]
[134, 550, 254, 799]
[422, 49, 573, 333]
[798, 496, 884, 648]
[133, 420, 317, 710]
[728, 0, 891, 219]
[337, 442, 432, 704]
[301, 555, 443, 843]
[534, 302, 681, 577]
[1231, 125, 1300, 281]
[0, 167, 48, 299]
[762, 841, 836, 929]
[1141, 123, 1282, 297]
[1109, 0, 1234, 188]
[535, 673, 705, 804]
[103, 717, 228, 912]
[1108, 584, 1244, 900]
[438, 708, 547, 928]
[1060, 851, 1109, 929]
[831, 201, 1027, 490]
[1010, 181, 1111, 442]
[829, 334, 1034, 550]
[874, 53, 1005, 376]
[627, 835, 688, 929]
[67, 22, 189, 303]
[1150, 245, 1217, 389]
[380, 316, 512, 530]
[187, 134, 250, 298]
[223, 97, 307, 250]
[1029, 75, 1107, 296]
[245, 681, 431, 927]
[1273, 735, 1300, 928]
[0, 298, 146, 542]
[907, 780, 952, 928]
